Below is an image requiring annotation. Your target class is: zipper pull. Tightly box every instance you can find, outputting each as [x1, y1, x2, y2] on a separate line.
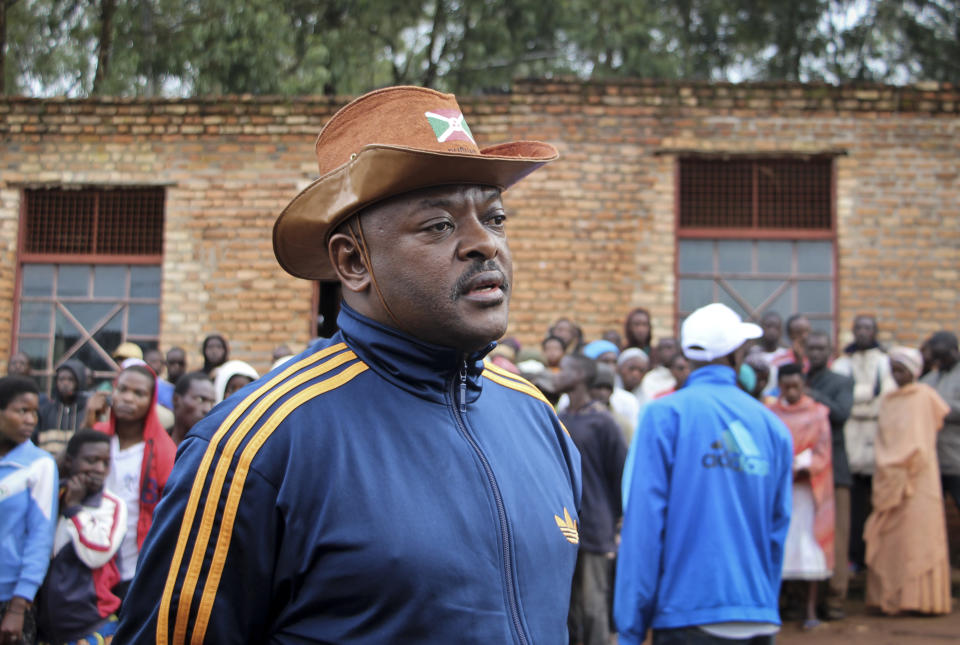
[459, 362, 468, 414]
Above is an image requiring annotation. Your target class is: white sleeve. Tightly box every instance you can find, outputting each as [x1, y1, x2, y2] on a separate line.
[65, 492, 128, 569]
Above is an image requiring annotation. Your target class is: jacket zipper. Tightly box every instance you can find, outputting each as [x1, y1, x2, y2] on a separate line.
[451, 361, 529, 645]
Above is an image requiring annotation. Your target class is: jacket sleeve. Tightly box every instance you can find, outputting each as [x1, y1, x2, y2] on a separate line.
[15, 454, 58, 600]
[614, 403, 674, 645]
[807, 375, 853, 428]
[115, 434, 281, 645]
[63, 493, 127, 569]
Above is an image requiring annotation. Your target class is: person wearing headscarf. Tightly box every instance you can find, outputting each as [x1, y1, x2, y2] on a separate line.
[616, 348, 649, 408]
[864, 346, 951, 615]
[582, 340, 619, 369]
[201, 334, 229, 377]
[213, 360, 260, 404]
[93, 364, 176, 603]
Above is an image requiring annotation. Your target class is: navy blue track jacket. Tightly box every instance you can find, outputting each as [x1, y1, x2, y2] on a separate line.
[116, 304, 582, 644]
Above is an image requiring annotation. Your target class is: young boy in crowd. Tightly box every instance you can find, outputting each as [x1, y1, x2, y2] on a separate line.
[36, 430, 126, 645]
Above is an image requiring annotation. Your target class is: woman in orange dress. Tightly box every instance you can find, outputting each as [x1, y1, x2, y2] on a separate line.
[864, 346, 951, 615]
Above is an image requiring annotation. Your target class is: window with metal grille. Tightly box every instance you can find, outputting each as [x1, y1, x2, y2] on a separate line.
[676, 156, 836, 338]
[23, 188, 164, 257]
[679, 157, 832, 231]
[15, 188, 164, 392]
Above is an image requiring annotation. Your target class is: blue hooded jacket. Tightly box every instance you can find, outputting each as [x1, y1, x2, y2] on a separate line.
[0, 439, 58, 603]
[116, 304, 581, 644]
[615, 365, 793, 644]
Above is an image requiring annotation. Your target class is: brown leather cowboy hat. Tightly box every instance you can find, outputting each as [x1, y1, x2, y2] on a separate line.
[273, 85, 558, 281]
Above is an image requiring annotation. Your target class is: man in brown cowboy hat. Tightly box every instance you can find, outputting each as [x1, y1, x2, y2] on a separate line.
[116, 86, 581, 644]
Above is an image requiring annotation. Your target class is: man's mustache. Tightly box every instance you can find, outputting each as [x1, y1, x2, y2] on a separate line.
[451, 260, 510, 301]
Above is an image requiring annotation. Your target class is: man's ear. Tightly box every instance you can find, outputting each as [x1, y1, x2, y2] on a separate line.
[328, 232, 371, 294]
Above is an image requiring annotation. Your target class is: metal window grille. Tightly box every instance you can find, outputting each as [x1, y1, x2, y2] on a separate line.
[679, 158, 832, 230]
[23, 187, 164, 256]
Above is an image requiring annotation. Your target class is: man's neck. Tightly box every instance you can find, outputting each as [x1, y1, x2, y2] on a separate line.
[760, 340, 779, 353]
[942, 357, 958, 373]
[116, 419, 146, 450]
[566, 386, 591, 413]
[807, 363, 827, 377]
[170, 423, 188, 445]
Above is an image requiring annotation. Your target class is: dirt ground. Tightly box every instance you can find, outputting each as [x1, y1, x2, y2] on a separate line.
[777, 596, 960, 644]
[622, 570, 960, 644]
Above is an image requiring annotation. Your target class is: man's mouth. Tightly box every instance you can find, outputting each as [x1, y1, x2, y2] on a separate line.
[459, 271, 508, 303]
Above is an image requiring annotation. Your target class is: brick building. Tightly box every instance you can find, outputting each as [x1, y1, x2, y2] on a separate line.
[1, 80, 957, 389]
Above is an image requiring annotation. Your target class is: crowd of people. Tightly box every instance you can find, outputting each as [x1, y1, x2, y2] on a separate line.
[2, 83, 958, 645]
[4, 303, 953, 644]
[482, 306, 958, 644]
[0, 335, 296, 645]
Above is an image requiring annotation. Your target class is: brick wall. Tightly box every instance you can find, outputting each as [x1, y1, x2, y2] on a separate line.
[1, 80, 957, 371]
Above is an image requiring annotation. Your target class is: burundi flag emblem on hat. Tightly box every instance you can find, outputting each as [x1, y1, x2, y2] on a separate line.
[424, 109, 475, 144]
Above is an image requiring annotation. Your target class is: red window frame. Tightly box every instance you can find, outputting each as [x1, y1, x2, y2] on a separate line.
[12, 187, 165, 391]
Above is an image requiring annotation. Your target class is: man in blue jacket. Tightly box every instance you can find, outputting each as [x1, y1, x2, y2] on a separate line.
[116, 86, 581, 644]
[615, 303, 793, 645]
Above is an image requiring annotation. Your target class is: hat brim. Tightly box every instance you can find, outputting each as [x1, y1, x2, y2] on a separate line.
[273, 142, 557, 281]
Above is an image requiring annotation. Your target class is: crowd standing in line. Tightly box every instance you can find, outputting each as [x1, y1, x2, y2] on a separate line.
[4, 299, 959, 644]
[3, 296, 959, 645]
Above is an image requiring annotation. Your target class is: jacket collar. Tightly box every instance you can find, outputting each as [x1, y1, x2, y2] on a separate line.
[336, 303, 492, 405]
[686, 363, 737, 387]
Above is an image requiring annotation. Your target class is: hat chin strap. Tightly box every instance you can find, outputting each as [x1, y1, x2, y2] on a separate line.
[347, 219, 406, 332]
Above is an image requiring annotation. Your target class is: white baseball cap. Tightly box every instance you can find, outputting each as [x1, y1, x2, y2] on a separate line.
[681, 303, 763, 362]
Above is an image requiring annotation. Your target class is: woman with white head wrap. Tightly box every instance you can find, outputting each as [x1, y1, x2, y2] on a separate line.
[863, 346, 951, 615]
[213, 360, 259, 404]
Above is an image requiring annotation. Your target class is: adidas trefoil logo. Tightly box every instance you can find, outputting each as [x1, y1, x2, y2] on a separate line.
[554, 507, 579, 545]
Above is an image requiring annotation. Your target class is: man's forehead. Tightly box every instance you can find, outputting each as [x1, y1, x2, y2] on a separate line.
[78, 442, 109, 457]
[189, 380, 215, 395]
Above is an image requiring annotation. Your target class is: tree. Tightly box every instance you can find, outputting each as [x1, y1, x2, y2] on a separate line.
[2, 0, 956, 97]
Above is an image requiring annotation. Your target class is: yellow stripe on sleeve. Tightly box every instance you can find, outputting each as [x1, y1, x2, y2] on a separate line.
[483, 361, 540, 388]
[156, 342, 348, 645]
[190, 361, 370, 643]
[172, 349, 358, 645]
[482, 368, 553, 407]
[482, 368, 570, 437]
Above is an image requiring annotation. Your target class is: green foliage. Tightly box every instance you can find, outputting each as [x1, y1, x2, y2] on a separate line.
[2, 0, 957, 97]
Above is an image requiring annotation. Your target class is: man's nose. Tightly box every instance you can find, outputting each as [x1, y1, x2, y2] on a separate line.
[458, 217, 499, 261]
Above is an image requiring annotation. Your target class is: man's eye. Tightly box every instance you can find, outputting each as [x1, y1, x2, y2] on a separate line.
[488, 214, 507, 226]
[429, 221, 453, 232]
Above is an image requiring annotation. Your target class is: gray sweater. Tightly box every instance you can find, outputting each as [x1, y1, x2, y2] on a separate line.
[921, 363, 960, 475]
